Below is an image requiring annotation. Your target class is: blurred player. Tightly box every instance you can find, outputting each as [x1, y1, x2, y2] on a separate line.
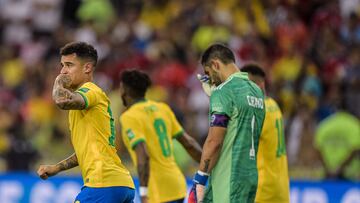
[241, 64, 290, 203]
[36, 42, 135, 203]
[119, 70, 202, 203]
[190, 44, 266, 203]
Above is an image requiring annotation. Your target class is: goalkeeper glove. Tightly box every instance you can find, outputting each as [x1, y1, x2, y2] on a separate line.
[188, 171, 208, 203]
[197, 74, 215, 96]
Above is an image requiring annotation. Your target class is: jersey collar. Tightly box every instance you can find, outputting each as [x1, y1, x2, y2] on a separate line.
[225, 71, 249, 82]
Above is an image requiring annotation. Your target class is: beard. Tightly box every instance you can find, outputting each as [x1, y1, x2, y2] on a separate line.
[211, 74, 222, 86]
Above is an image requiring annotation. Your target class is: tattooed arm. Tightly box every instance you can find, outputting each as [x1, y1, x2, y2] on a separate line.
[37, 153, 78, 180]
[189, 127, 227, 203]
[199, 127, 227, 173]
[52, 74, 85, 110]
[56, 153, 79, 171]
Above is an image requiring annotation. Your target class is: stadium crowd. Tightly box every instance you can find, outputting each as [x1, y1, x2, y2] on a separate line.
[0, 0, 359, 180]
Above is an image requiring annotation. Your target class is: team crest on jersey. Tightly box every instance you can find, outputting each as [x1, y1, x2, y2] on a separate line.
[126, 129, 135, 140]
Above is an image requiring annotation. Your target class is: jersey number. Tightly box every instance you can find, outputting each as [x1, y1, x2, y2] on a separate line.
[275, 118, 286, 157]
[154, 119, 171, 157]
[250, 115, 256, 160]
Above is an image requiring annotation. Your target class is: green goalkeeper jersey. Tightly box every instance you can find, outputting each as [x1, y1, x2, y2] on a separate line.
[204, 72, 266, 203]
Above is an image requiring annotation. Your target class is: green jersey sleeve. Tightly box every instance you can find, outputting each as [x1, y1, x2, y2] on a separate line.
[210, 89, 232, 117]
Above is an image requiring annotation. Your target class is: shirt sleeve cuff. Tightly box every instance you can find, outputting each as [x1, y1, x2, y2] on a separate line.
[131, 138, 146, 149]
[76, 91, 89, 109]
[172, 130, 184, 139]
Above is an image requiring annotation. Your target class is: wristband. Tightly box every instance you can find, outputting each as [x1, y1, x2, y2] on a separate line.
[193, 170, 209, 186]
[139, 186, 148, 197]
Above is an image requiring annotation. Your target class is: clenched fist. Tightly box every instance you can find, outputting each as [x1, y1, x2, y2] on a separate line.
[37, 165, 60, 180]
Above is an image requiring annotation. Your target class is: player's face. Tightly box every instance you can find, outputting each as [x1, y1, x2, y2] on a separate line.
[204, 62, 222, 86]
[60, 54, 87, 89]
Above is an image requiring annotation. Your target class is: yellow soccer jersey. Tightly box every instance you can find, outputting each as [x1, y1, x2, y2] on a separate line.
[69, 82, 134, 188]
[256, 97, 290, 203]
[120, 100, 186, 203]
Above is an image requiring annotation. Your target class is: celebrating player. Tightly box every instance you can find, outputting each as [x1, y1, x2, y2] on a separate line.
[119, 69, 202, 203]
[189, 44, 266, 203]
[241, 63, 290, 203]
[36, 42, 135, 203]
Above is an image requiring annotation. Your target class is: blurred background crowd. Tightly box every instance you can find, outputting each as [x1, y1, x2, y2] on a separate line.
[0, 0, 359, 180]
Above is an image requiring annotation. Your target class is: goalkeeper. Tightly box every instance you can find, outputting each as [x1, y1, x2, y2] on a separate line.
[189, 44, 265, 203]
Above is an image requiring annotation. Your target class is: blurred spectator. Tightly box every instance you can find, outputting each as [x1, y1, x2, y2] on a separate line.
[314, 110, 360, 180]
[4, 113, 39, 171]
[76, 0, 115, 33]
[343, 45, 360, 118]
[340, 12, 360, 45]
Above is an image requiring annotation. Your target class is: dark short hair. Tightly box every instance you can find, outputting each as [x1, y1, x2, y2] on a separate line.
[60, 42, 98, 66]
[120, 69, 152, 99]
[201, 44, 235, 66]
[240, 63, 266, 78]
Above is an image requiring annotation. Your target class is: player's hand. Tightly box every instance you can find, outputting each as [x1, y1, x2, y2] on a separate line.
[188, 171, 208, 203]
[196, 184, 205, 202]
[188, 183, 206, 203]
[37, 165, 60, 180]
[55, 74, 72, 89]
[196, 74, 215, 96]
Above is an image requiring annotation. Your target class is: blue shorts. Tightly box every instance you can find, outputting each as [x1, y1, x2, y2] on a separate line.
[74, 186, 135, 203]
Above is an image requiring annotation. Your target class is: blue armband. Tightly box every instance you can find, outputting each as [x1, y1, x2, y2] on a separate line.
[193, 171, 209, 186]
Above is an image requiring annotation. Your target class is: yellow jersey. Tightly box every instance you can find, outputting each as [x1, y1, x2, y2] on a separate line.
[69, 82, 134, 188]
[120, 100, 186, 203]
[256, 97, 290, 203]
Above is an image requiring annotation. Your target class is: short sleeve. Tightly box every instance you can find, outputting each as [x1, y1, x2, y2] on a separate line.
[162, 104, 183, 138]
[210, 89, 232, 117]
[120, 115, 146, 149]
[169, 109, 184, 138]
[75, 83, 99, 109]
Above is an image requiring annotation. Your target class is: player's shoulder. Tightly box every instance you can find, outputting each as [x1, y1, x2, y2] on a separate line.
[78, 82, 103, 94]
[121, 100, 156, 118]
[120, 109, 137, 122]
[212, 83, 232, 98]
[265, 97, 281, 113]
[147, 100, 173, 115]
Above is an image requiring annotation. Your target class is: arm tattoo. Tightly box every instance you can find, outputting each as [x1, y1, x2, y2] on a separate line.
[56, 74, 72, 88]
[53, 87, 72, 101]
[203, 159, 210, 173]
[56, 153, 78, 171]
[53, 74, 71, 100]
[52, 75, 85, 110]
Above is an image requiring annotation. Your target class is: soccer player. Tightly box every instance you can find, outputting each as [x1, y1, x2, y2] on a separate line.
[189, 44, 266, 203]
[36, 42, 135, 203]
[119, 69, 202, 203]
[241, 64, 290, 203]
